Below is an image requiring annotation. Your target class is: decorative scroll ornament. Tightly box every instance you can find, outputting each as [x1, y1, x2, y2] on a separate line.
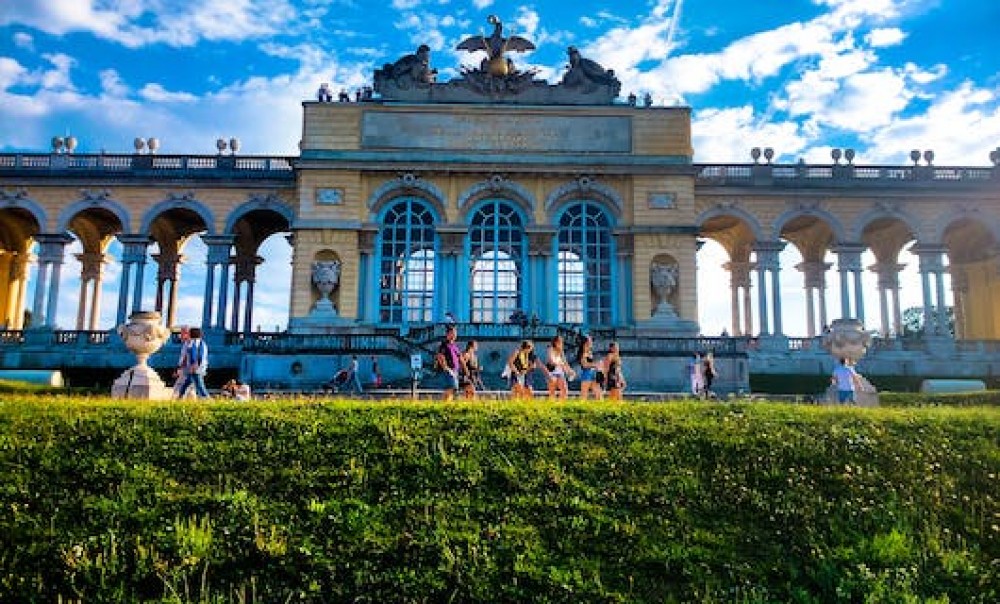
[166, 191, 197, 203]
[1, 188, 28, 204]
[80, 188, 111, 202]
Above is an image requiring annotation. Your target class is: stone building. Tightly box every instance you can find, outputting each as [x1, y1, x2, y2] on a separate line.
[2, 21, 1000, 392]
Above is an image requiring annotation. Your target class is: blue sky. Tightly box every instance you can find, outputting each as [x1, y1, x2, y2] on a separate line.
[2, 0, 999, 334]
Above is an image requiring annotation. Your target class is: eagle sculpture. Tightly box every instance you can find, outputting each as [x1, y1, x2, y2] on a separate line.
[457, 15, 535, 77]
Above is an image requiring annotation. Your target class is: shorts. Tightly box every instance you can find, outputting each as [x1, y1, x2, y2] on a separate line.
[580, 368, 597, 382]
[444, 369, 460, 391]
[837, 390, 855, 403]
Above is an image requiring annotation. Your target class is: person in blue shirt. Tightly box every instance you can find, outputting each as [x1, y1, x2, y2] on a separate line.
[178, 326, 210, 399]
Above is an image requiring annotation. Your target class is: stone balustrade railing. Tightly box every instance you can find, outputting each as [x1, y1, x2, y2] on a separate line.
[0, 153, 294, 179]
[697, 163, 996, 187]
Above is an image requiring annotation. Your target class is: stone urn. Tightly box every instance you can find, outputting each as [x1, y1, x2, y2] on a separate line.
[111, 311, 173, 400]
[650, 261, 679, 317]
[311, 260, 341, 315]
[821, 318, 879, 406]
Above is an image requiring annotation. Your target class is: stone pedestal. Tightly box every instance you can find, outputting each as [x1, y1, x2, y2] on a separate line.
[638, 303, 700, 336]
[111, 366, 173, 399]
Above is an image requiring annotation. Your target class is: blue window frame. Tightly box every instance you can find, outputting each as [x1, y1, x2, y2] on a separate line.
[557, 202, 613, 325]
[377, 197, 437, 324]
[468, 199, 525, 323]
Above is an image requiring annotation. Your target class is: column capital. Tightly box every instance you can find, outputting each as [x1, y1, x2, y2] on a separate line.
[75, 251, 108, 281]
[437, 227, 467, 256]
[35, 232, 74, 263]
[358, 225, 379, 255]
[724, 260, 753, 287]
[234, 254, 264, 283]
[796, 261, 832, 288]
[911, 243, 947, 272]
[203, 234, 236, 264]
[753, 240, 785, 269]
[833, 243, 865, 271]
[614, 232, 634, 257]
[526, 228, 556, 257]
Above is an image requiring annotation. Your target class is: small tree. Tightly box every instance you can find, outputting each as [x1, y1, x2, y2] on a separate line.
[901, 306, 954, 338]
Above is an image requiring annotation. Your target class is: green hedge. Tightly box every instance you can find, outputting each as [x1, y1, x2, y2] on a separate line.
[1, 397, 998, 603]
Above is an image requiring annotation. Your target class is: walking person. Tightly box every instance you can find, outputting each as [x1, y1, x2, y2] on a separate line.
[576, 335, 603, 400]
[460, 340, 481, 399]
[603, 341, 626, 401]
[506, 339, 550, 399]
[688, 351, 705, 398]
[435, 325, 466, 401]
[545, 335, 575, 400]
[370, 355, 382, 389]
[177, 327, 210, 399]
[702, 351, 718, 398]
[831, 358, 863, 404]
[172, 326, 196, 400]
[346, 355, 363, 395]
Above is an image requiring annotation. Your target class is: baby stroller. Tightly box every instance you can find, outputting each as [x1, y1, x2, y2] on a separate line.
[323, 369, 350, 393]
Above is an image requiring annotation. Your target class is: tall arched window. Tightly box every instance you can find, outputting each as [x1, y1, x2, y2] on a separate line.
[468, 199, 525, 323]
[557, 202, 613, 325]
[377, 197, 437, 324]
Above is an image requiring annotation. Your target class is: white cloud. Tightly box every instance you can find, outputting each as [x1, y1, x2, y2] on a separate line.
[0, 57, 27, 90]
[0, 0, 300, 48]
[99, 69, 129, 98]
[13, 31, 33, 49]
[865, 82, 1000, 165]
[692, 105, 808, 163]
[865, 27, 905, 47]
[139, 83, 198, 103]
[472, 0, 493, 9]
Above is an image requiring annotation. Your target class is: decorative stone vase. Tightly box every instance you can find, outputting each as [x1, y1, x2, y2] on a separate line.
[111, 311, 173, 400]
[311, 260, 341, 315]
[650, 261, 679, 316]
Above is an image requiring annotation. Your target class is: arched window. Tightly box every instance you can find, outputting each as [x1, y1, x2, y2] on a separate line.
[468, 200, 525, 323]
[557, 202, 613, 325]
[377, 197, 437, 324]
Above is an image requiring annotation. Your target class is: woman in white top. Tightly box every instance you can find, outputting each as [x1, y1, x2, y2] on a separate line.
[546, 335, 575, 400]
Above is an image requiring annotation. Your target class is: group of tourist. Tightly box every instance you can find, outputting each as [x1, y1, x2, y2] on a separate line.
[436, 326, 627, 401]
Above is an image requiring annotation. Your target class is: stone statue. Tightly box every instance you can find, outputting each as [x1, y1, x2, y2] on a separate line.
[821, 318, 879, 406]
[374, 44, 437, 91]
[821, 318, 872, 364]
[311, 260, 341, 315]
[561, 46, 621, 96]
[650, 261, 679, 312]
[457, 15, 535, 78]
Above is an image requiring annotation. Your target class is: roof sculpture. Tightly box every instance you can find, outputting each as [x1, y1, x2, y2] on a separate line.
[373, 16, 621, 105]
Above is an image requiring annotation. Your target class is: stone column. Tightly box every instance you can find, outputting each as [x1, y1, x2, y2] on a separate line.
[75, 251, 106, 330]
[797, 261, 831, 337]
[870, 262, 903, 337]
[9, 252, 30, 329]
[724, 261, 753, 336]
[752, 242, 785, 336]
[834, 245, 864, 320]
[527, 229, 555, 322]
[915, 245, 946, 335]
[436, 229, 465, 322]
[152, 250, 183, 327]
[117, 234, 152, 320]
[203, 235, 235, 330]
[233, 254, 263, 333]
[615, 233, 634, 325]
[34, 233, 74, 328]
[949, 267, 969, 340]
